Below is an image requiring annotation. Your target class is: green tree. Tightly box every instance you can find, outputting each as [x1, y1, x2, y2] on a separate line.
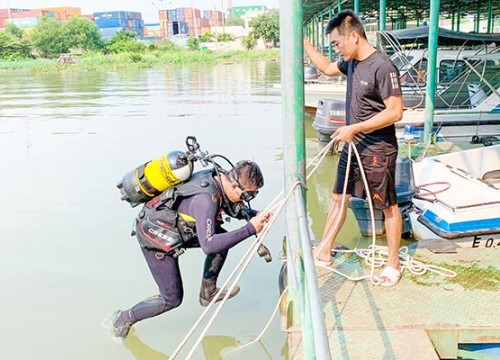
[31, 16, 69, 57]
[240, 35, 257, 50]
[249, 11, 280, 46]
[106, 30, 145, 53]
[199, 32, 215, 43]
[0, 31, 32, 60]
[4, 22, 23, 39]
[65, 16, 104, 52]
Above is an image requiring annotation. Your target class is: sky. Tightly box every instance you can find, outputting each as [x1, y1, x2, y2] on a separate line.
[4, 0, 280, 23]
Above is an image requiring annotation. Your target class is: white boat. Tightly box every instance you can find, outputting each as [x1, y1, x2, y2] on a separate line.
[409, 145, 500, 248]
[303, 27, 500, 111]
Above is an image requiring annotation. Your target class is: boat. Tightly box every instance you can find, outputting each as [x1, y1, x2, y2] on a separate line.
[312, 52, 500, 146]
[303, 27, 500, 111]
[409, 144, 500, 247]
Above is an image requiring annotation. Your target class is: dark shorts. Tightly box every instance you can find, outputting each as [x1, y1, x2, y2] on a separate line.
[334, 145, 398, 209]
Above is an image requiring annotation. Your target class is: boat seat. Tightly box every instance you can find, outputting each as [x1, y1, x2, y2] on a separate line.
[482, 169, 500, 189]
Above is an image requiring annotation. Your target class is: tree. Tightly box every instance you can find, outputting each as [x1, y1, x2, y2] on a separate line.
[0, 31, 32, 60]
[4, 22, 23, 39]
[65, 17, 104, 52]
[31, 16, 69, 57]
[240, 35, 257, 50]
[249, 11, 280, 47]
[106, 30, 145, 53]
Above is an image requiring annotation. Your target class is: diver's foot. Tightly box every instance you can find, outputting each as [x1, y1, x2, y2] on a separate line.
[199, 285, 241, 307]
[112, 310, 133, 338]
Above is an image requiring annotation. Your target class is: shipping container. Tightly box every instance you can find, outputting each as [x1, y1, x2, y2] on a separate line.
[11, 9, 52, 18]
[167, 9, 177, 20]
[93, 11, 141, 20]
[0, 18, 4, 28]
[6, 16, 40, 28]
[81, 14, 94, 21]
[200, 27, 210, 36]
[159, 10, 168, 20]
[0, 8, 30, 19]
[100, 26, 122, 39]
[95, 18, 126, 28]
[201, 18, 210, 27]
[42, 7, 81, 17]
[202, 10, 211, 19]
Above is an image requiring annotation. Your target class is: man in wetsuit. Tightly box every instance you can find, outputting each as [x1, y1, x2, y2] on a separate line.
[304, 10, 404, 286]
[112, 160, 271, 337]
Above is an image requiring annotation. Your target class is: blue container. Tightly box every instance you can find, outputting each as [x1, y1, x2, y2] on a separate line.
[167, 10, 177, 19]
[179, 21, 189, 35]
[96, 18, 126, 28]
[100, 27, 123, 39]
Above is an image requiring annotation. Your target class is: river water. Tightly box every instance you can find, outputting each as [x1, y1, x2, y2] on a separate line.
[0, 61, 369, 359]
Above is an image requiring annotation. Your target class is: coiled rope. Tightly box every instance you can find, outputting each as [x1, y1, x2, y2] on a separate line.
[171, 139, 456, 359]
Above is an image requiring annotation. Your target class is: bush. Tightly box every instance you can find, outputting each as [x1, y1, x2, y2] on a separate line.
[187, 36, 200, 50]
[0, 32, 33, 60]
[216, 33, 235, 42]
[241, 35, 257, 50]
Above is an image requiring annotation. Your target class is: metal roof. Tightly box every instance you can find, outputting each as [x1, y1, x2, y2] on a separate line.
[379, 27, 500, 46]
[303, 0, 500, 24]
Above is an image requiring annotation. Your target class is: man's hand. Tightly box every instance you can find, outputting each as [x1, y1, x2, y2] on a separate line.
[331, 124, 359, 142]
[249, 212, 272, 233]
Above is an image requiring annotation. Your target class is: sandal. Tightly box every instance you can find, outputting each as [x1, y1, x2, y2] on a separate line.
[379, 266, 403, 287]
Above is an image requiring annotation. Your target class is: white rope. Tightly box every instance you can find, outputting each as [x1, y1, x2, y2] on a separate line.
[224, 287, 288, 356]
[171, 181, 303, 359]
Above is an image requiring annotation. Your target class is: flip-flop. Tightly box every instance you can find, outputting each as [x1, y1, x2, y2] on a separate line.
[379, 266, 403, 287]
[314, 258, 333, 267]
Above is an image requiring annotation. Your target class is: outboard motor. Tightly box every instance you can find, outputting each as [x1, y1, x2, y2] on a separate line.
[348, 157, 416, 238]
[304, 64, 319, 81]
[313, 98, 347, 148]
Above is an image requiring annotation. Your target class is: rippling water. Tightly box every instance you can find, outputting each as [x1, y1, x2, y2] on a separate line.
[0, 62, 303, 359]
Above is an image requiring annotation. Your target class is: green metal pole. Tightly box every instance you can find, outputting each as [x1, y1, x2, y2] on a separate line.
[487, 0, 492, 33]
[279, 0, 309, 355]
[451, 11, 455, 31]
[321, 12, 325, 55]
[354, 0, 360, 15]
[457, 3, 461, 32]
[475, 2, 480, 32]
[328, 5, 333, 60]
[337, 0, 342, 12]
[422, 0, 440, 145]
[379, 0, 387, 31]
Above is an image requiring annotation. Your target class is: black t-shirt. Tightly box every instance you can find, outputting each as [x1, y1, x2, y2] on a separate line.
[337, 50, 402, 154]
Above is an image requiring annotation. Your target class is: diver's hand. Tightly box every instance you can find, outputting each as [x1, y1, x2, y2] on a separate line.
[249, 212, 272, 234]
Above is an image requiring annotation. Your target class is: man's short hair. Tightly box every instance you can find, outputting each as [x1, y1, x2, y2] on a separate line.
[228, 160, 264, 188]
[325, 10, 367, 39]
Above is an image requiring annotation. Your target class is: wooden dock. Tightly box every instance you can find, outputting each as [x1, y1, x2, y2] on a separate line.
[283, 246, 500, 359]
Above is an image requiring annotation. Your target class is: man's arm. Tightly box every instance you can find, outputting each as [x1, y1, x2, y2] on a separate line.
[331, 95, 403, 142]
[304, 38, 343, 77]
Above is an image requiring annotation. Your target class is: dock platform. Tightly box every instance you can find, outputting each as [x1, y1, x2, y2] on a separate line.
[284, 246, 500, 359]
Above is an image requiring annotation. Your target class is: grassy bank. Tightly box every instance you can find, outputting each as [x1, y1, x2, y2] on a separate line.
[0, 49, 280, 73]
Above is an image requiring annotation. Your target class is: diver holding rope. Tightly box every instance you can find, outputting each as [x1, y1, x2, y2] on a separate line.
[111, 140, 271, 338]
[304, 10, 404, 286]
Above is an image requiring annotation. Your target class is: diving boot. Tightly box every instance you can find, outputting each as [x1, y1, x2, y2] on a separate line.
[199, 280, 240, 307]
[111, 310, 134, 338]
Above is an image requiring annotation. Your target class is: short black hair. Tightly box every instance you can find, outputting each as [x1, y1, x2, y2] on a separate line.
[325, 10, 367, 39]
[228, 160, 264, 188]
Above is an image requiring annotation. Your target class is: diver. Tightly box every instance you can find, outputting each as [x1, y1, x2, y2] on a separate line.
[112, 160, 272, 338]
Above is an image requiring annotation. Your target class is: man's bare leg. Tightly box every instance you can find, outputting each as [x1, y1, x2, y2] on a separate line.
[314, 192, 351, 262]
[381, 204, 402, 281]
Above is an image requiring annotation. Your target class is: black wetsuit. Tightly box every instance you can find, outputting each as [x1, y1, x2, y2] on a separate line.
[125, 173, 257, 323]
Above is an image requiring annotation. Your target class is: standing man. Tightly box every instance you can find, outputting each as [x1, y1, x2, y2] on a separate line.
[304, 10, 404, 286]
[112, 160, 271, 338]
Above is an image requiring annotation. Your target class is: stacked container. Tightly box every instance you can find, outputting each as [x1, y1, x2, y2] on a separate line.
[159, 7, 202, 38]
[202, 10, 224, 27]
[0, 8, 55, 29]
[93, 11, 144, 39]
[41, 7, 81, 21]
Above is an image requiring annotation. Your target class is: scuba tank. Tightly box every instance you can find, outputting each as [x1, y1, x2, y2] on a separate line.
[117, 136, 204, 207]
